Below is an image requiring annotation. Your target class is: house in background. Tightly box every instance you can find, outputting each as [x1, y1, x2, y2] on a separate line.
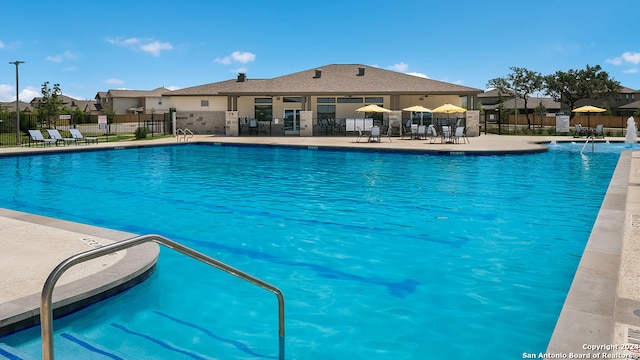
[96, 87, 172, 115]
[162, 64, 484, 136]
[29, 95, 101, 115]
[0, 101, 32, 113]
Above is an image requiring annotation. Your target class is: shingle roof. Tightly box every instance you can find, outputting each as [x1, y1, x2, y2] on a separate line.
[167, 64, 483, 97]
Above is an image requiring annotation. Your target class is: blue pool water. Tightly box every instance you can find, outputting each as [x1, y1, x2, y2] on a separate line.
[0, 141, 632, 359]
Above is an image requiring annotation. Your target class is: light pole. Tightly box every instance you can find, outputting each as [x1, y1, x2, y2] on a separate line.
[9, 61, 25, 145]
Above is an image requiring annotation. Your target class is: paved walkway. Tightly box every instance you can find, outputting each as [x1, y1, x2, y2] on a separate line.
[0, 134, 638, 357]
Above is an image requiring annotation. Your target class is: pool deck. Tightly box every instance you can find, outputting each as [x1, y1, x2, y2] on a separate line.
[0, 133, 638, 356]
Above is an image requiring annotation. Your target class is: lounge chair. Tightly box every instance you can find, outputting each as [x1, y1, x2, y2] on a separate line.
[573, 124, 586, 138]
[368, 126, 381, 142]
[47, 129, 75, 146]
[69, 128, 98, 144]
[28, 129, 57, 147]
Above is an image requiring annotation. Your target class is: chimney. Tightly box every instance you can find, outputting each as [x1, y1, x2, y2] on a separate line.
[314, 69, 322, 78]
[357, 67, 365, 76]
[237, 73, 246, 82]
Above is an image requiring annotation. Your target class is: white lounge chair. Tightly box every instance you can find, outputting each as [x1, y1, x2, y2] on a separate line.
[69, 129, 98, 144]
[28, 129, 56, 147]
[46, 129, 74, 146]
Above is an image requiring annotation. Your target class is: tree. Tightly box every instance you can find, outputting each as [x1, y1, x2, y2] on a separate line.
[544, 64, 621, 119]
[534, 102, 547, 129]
[487, 67, 544, 129]
[37, 82, 64, 128]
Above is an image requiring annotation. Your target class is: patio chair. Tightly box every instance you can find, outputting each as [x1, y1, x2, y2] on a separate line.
[320, 118, 331, 135]
[573, 124, 586, 138]
[426, 125, 439, 144]
[248, 119, 259, 135]
[402, 120, 412, 139]
[28, 129, 57, 147]
[441, 126, 453, 143]
[69, 128, 98, 144]
[384, 124, 393, 142]
[417, 125, 427, 140]
[594, 124, 605, 138]
[368, 126, 381, 142]
[452, 126, 469, 144]
[355, 127, 365, 143]
[46, 129, 75, 146]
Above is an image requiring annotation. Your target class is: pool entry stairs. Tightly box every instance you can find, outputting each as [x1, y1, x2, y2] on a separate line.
[1, 234, 285, 360]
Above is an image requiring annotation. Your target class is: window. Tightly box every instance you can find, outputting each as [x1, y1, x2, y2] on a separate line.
[317, 97, 336, 103]
[158, 98, 163, 105]
[201, 100, 209, 107]
[255, 105, 273, 121]
[337, 97, 363, 103]
[255, 98, 272, 104]
[317, 104, 336, 120]
[365, 97, 384, 103]
[283, 97, 302, 103]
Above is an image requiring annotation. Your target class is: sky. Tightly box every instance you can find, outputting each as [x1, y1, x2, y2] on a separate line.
[1, 0, 639, 103]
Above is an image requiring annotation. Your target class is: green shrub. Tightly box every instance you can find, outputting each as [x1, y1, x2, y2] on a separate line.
[134, 127, 149, 139]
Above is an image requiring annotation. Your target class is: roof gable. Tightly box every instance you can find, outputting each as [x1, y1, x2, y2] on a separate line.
[166, 64, 483, 97]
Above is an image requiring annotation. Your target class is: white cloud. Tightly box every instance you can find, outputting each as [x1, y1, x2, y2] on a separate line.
[107, 37, 173, 56]
[0, 84, 13, 102]
[623, 68, 639, 74]
[0, 41, 5, 49]
[606, 51, 640, 66]
[46, 50, 77, 63]
[166, 86, 181, 91]
[214, 56, 232, 65]
[105, 78, 124, 85]
[406, 72, 429, 79]
[140, 41, 173, 56]
[622, 52, 640, 65]
[388, 62, 409, 72]
[606, 57, 623, 65]
[215, 51, 256, 65]
[231, 51, 255, 63]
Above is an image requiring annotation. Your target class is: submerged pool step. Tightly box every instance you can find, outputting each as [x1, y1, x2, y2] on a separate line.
[0, 343, 37, 360]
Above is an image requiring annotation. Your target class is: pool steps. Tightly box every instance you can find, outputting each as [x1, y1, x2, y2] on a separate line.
[39, 234, 285, 360]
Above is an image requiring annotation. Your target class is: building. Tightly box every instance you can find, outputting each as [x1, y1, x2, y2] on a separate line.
[96, 87, 172, 115]
[162, 64, 484, 137]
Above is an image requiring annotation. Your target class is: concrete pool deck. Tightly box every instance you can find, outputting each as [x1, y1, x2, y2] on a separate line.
[0, 133, 638, 356]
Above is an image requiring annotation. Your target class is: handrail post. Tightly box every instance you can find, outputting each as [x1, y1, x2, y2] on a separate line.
[41, 234, 284, 360]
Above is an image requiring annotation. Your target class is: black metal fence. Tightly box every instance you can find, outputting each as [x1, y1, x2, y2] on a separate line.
[0, 113, 170, 147]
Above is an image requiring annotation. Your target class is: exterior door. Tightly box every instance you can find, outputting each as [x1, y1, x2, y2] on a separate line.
[284, 109, 301, 135]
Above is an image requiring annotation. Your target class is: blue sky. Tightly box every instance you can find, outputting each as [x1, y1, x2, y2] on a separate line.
[1, 0, 638, 103]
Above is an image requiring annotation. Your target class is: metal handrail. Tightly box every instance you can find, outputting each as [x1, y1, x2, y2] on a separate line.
[176, 128, 194, 142]
[40, 234, 285, 360]
[580, 136, 595, 155]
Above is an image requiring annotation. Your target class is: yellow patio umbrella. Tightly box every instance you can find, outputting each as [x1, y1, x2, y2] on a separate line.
[356, 104, 392, 113]
[403, 105, 432, 125]
[402, 105, 432, 113]
[432, 103, 466, 125]
[432, 103, 466, 114]
[572, 105, 606, 129]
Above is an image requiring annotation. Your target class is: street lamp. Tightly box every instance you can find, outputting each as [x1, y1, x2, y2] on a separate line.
[9, 61, 25, 145]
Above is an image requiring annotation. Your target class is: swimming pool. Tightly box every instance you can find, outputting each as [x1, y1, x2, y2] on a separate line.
[0, 142, 628, 359]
